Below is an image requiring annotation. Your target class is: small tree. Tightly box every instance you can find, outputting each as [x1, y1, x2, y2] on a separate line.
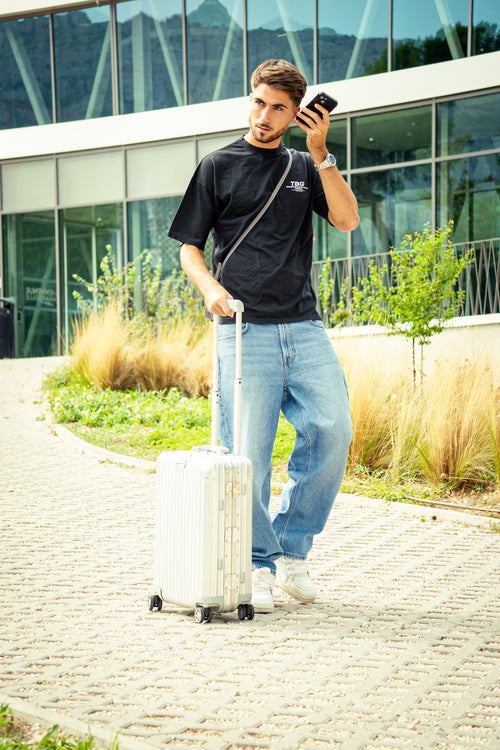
[318, 259, 350, 328]
[350, 221, 473, 385]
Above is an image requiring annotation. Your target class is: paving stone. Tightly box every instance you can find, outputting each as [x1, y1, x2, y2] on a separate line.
[0, 357, 499, 750]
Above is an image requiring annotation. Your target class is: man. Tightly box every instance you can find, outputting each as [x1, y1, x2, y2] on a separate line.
[168, 59, 359, 613]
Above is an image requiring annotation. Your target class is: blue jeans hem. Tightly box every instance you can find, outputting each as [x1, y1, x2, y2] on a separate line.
[252, 564, 276, 575]
[279, 553, 307, 561]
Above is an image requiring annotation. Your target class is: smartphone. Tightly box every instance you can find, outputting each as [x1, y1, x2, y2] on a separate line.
[296, 92, 338, 127]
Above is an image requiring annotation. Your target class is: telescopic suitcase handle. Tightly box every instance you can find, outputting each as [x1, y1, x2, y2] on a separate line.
[212, 300, 244, 455]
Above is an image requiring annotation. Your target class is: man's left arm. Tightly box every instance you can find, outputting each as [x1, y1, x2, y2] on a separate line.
[297, 103, 360, 232]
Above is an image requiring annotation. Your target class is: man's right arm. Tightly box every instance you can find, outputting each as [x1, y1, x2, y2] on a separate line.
[180, 243, 234, 317]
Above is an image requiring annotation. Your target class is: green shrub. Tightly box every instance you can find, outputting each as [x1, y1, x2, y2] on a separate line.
[0, 704, 99, 750]
[73, 246, 206, 335]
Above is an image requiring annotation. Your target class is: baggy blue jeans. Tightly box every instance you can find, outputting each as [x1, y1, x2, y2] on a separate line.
[218, 320, 352, 572]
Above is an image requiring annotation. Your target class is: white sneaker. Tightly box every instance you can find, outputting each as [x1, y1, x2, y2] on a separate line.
[276, 557, 317, 603]
[251, 567, 275, 613]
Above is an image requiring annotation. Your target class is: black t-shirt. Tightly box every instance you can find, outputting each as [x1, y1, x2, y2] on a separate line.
[168, 136, 332, 323]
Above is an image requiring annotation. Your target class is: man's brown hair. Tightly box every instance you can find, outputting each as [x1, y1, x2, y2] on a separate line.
[250, 59, 307, 107]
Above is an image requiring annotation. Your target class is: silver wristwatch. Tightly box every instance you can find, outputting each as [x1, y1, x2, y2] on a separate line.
[314, 153, 336, 171]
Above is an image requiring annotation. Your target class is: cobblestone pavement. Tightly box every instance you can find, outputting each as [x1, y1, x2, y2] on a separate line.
[1, 357, 500, 750]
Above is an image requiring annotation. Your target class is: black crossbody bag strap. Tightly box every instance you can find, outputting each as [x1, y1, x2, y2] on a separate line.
[214, 148, 293, 282]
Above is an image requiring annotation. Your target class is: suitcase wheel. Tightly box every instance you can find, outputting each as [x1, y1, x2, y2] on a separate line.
[194, 606, 213, 623]
[238, 604, 255, 621]
[149, 595, 163, 612]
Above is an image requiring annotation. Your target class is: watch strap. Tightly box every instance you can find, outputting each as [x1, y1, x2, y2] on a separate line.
[315, 153, 336, 171]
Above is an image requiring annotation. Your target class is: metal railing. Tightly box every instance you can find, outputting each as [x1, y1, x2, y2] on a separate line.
[311, 238, 500, 324]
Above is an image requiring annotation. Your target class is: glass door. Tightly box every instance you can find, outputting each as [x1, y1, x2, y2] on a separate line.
[2, 211, 56, 357]
[60, 204, 123, 352]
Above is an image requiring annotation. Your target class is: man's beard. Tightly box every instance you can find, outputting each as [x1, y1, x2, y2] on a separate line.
[249, 120, 289, 144]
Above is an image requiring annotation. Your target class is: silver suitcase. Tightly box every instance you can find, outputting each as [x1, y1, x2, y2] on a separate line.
[149, 301, 254, 622]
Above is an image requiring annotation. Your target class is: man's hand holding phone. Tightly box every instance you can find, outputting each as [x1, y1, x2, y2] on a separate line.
[296, 92, 338, 163]
[296, 92, 338, 129]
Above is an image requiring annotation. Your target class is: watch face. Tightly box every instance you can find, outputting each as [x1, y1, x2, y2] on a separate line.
[315, 154, 336, 170]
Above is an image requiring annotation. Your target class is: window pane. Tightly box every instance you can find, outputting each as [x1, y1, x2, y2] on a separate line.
[473, 0, 500, 54]
[126, 142, 195, 199]
[313, 213, 349, 261]
[0, 16, 52, 129]
[326, 119, 348, 170]
[353, 106, 432, 168]
[393, 0, 468, 70]
[352, 165, 432, 255]
[318, 0, 388, 83]
[437, 155, 500, 243]
[117, 0, 184, 113]
[53, 6, 113, 123]
[2, 211, 56, 357]
[284, 118, 348, 169]
[127, 197, 183, 276]
[60, 204, 123, 348]
[437, 92, 500, 157]
[2, 159, 56, 212]
[58, 151, 124, 206]
[247, 0, 314, 86]
[186, 0, 244, 104]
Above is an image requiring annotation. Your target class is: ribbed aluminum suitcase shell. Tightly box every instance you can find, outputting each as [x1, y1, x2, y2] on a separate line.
[150, 301, 253, 620]
[152, 448, 252, 614]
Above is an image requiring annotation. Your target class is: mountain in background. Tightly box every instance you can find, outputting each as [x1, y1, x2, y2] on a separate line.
[260, 16, 311, 32]
[187, 0, 241, 29]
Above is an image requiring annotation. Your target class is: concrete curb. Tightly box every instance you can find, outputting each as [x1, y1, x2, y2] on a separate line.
[53, 423, 155, 472]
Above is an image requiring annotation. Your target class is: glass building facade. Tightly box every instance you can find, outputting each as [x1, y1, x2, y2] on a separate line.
[1, 0, 499, 128]
[0, 0, 499, 356]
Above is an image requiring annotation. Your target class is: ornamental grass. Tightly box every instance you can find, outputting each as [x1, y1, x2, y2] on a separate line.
[340, 342, 500, 491]
[67, 307, 500, 493]
[71, 306, 211, 397]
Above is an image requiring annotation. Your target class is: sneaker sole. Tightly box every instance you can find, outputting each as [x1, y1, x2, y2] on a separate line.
[252, 602, 274, 614]
[276, 578, 317, 604]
